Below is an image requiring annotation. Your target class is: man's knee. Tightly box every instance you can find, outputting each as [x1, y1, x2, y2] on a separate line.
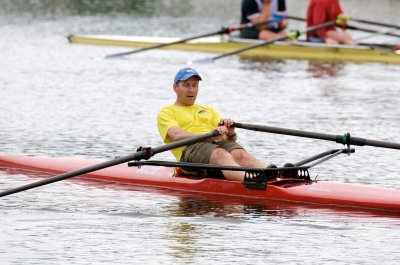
[231, 149, 253, 162]
[210, 148, 234, 164]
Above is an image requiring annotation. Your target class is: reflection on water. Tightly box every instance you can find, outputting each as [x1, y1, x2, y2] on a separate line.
[169, 196, 303, 219]
[168, 194, 400, 220]
[238, 58, 289, 73]
[170, 197, 228, 217]
[307, 62, 345, 78]
[169, 196, 293, 219]
[165, 221, 198, 260]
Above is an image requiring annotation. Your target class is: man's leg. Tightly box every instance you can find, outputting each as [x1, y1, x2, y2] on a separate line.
[182, 141, 246, 181]
[327, 30, 357, 45]
[230, 149, 266, 168]
[209, 148, 246, 182]
[182, 141, 266, 182]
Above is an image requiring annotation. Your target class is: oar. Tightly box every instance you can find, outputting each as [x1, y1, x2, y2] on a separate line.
[104, 18, 279, 59]
[0, 131, 219, 197]
[287, 15, 400, 39]
[350, 18, 399, 30]
[190, 20, 336, 64]
[346, 24, 400, 39]
[233, 122, 400, 150]
[356, 27, 400, 42]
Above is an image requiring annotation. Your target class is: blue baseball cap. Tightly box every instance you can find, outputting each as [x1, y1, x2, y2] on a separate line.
[174, 67, 202, 84]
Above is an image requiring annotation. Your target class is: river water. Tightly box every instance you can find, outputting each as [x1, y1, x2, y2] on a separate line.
[1, 0, 400, 264]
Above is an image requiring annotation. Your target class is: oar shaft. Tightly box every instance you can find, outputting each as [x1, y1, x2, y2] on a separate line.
[235, 18, 276, 31]
[0, 131, 219, 197]
[356, 28, 400, 41]
[106, 18, 278, 58]
[233, 122, 400, 150]
[360, 138, 400, 149]
[106, 30, 224, 58]
[234, 122, 337, 141]
[0, 156, 143, 198]
[287, 15, 400, 38]
[350, 18, 399, 29]
[211, 35, 286, 61]
[346, 24, 400, 38]
[285, 15, 305, 22]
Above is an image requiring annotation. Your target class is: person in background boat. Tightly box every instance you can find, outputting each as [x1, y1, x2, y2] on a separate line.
[240, 0, 288, 40]
[157, 67, 266, 182]
[306, 0, 357, 45]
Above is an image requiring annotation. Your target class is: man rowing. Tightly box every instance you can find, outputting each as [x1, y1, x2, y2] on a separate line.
[157, 67, 266, 182]
[306, 0, 356, 44]
[240, 0, 288, 40]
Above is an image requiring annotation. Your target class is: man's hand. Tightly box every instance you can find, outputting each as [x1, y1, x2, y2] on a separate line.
[213, 125, 229, 137]
[218, 118, 236, 138]
[337, 13, 348, 28]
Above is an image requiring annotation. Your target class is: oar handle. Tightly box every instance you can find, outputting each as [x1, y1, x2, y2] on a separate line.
[233, 122, 400, 150]
[0, 131, 220, 197]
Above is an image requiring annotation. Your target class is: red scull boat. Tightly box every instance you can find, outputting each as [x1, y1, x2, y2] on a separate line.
[1, 124, 400, 214]
[1, 153, 399, 213]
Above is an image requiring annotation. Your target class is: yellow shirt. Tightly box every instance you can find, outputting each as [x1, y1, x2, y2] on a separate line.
[157, 104, 221, 161]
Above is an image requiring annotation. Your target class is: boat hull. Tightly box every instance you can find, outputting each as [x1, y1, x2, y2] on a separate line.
[1, 155, 399, 213]
[67, 35, 400, 64]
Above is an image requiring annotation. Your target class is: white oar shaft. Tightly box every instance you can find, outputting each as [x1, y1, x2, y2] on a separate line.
[356, 27, 400, 41]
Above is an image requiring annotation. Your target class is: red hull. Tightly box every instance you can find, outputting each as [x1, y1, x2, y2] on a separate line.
[0, 155, 399, 213]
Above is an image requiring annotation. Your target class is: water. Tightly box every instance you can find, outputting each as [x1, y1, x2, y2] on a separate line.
[1, 0, 400, 264]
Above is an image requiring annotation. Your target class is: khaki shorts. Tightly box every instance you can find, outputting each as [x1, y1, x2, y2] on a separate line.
[180, 140, 244, 177]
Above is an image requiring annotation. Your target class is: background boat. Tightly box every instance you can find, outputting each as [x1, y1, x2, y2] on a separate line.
[68, 34, 400, 64]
